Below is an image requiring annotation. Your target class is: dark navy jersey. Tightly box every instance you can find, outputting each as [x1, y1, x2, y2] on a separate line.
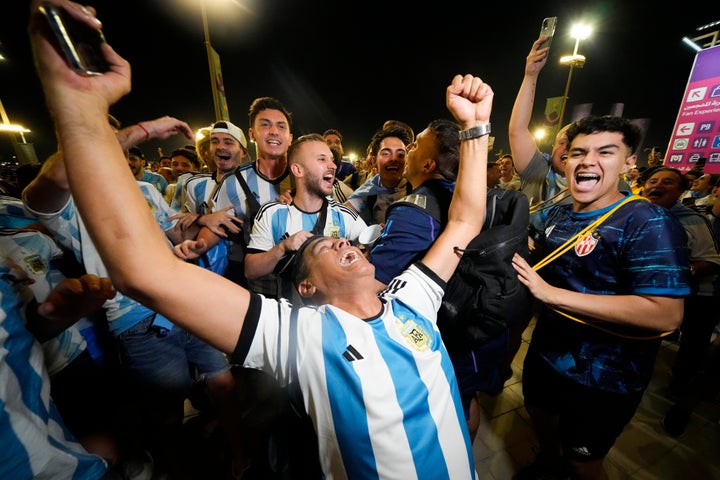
[532, 194, 691, 394]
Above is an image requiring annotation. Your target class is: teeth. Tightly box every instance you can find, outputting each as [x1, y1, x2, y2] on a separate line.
[576, 173, 599, 182]
[340, 251, 358, 266]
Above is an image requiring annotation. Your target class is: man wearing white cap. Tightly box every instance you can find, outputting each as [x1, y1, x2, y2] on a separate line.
[182, 120, 248, 217]
[173, 120, 251, 276]
[175, 98, 295, 289]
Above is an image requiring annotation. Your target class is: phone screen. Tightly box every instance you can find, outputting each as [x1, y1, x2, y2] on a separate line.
[538, 17, 557, 50]
[39, 3, 109, 75]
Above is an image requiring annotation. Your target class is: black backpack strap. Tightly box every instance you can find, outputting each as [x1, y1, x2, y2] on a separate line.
[234, 168, 262, 220]
[286, 305, 306, 417]
[273, 198, 329, 279]
[311, 198, 329, 235]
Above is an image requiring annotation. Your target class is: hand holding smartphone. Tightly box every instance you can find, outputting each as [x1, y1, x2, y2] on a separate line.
[538, 17, 557, 50]
[39, 2, 109, 76]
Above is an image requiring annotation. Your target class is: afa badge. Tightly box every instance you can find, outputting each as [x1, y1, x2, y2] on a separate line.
[397, 316, 432, 352]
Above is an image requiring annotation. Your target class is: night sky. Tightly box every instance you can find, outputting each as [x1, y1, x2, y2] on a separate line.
[1, 0, 714, 164]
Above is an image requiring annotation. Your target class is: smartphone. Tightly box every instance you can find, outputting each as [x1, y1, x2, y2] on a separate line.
[538, 17, 557, 50]
[39, 3, 109, 75]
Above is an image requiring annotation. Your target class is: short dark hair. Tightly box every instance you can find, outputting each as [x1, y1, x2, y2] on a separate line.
[291, 235, 324, 289]
[248, 97, 293, 131]
[128, 146, 145, 159]
[710, 173, 720, 188]
[426, 119, 460, 181]
[170, 147, 200, 169]
[382, 120, 415, 143]
[643, 166, 690, 192]
[322, 129, 342, 141]
[287, 133, 326, 165]
[368, 125, 413, 157]
[638, 165, 665, 185]
[566, 115, 642, 155]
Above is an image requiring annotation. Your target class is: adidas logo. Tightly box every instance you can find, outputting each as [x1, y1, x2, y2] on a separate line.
[342, 345, 364, 362]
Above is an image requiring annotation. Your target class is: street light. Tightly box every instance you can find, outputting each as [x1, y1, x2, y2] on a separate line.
[0, 122, 31, 139]
[682, 19, 720, 51]
[201, 0, 220, 121]
[200, 0, 230, 122]
[556, 23, 592, 135]
[0, 54, 38, 163]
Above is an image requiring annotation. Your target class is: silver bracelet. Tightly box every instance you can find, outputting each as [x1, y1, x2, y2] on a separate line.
[458, 123, 491, 140]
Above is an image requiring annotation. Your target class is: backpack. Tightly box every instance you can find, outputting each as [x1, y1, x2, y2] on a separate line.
[388, 187, 533, 350]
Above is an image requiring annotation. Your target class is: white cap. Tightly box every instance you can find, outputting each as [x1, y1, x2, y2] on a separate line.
[211, 121, 247, 149]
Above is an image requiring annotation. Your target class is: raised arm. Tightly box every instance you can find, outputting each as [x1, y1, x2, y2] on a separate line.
[23, 117, 193, 215]
[508, 37, 550, 174]
[421, 74, 492, 282]
[28, 0, 248, 353]
[115, 115, 193, 151]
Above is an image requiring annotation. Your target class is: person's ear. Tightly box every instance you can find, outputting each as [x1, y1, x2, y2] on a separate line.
[424, 158, 437, 173]
[290, 162, 303, 177]
[298, 279, 316, 298]
[622, 154, 637, 174]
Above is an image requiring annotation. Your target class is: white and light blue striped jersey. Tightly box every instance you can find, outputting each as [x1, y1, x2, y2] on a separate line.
[24, 181, 178, 335]
[246, 199, 367, 298]
[247, 199, 367, 252]
[209, 163, 293, 240]
[182, 172, 219, 214]
[235, 264, 478, 480]
[0, 269, 107, 479]
[0, 229, 87, 376]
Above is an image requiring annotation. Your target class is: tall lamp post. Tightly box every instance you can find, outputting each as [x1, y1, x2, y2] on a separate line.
[201, 0, 221, 121]
[1, 54, 38, 164]
[557, 24, 592, 136]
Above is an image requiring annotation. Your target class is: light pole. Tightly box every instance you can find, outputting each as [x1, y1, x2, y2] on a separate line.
[201, 0, 222, 121]
[0, 55, 38, 164]
[557, 24, 592, 135]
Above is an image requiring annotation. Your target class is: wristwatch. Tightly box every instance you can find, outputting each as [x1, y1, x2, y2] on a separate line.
[458, 123, 491, 140]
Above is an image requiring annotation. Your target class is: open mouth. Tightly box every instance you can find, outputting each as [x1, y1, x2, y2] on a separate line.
[575, 172, 600, 188]
[340, 250, 360, 266]
[215, 151, 231, 161]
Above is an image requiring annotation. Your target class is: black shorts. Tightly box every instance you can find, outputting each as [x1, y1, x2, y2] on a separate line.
[450, 328, 509, 419]
[522, 346, 645, 460]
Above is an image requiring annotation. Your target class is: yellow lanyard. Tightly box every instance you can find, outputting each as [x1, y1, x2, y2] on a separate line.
[533, 195, 675, 340]
[529, 188, 571, 215]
